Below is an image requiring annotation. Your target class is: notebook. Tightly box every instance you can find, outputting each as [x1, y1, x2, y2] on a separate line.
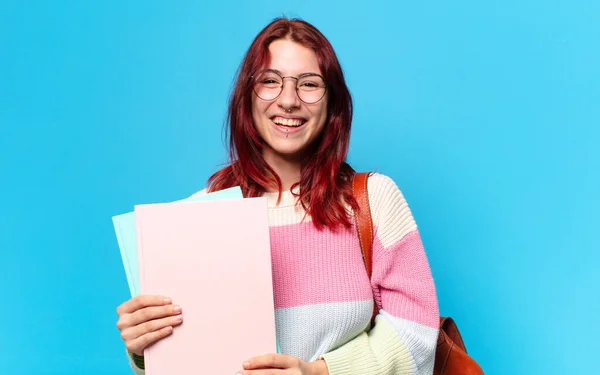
[134, 197, 277, 374]
[112, 187, 243, 296]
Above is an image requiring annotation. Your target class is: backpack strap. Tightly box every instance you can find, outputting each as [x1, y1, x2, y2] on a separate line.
[352, 172, 379, 321]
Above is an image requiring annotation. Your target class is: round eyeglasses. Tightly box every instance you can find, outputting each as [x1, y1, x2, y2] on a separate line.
[252, 70, 327, 104]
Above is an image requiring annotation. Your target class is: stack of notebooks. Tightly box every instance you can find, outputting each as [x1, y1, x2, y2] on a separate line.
[112, 187, 279, 374]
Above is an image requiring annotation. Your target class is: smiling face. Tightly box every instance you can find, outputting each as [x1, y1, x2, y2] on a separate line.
[251, 39, 329, 164]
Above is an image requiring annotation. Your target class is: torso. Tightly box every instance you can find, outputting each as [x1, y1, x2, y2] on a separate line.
[264, 192, 373, 361]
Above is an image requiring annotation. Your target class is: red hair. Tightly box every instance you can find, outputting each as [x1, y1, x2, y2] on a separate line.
[207, 17, 358, 230]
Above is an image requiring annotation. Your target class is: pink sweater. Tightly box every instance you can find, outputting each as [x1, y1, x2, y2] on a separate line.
[128, 173, 439, 374]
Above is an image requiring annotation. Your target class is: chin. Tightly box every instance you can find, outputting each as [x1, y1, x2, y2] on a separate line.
[274, 147, 304, 158]
[266, 144, 308, 160]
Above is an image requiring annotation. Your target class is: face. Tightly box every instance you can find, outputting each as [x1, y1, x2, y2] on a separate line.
[251, 39, 328, 163]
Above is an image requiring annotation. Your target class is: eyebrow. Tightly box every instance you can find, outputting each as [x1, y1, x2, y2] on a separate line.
[265, 68, 322, 77]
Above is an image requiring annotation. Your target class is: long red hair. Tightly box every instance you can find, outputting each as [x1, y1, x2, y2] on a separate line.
[207, 17, 358, 230]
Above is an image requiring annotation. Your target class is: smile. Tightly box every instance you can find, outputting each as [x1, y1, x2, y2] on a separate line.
[271, 116, 306, 127]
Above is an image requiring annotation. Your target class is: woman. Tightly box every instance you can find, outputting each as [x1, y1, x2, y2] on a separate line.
[116, 17, 440, 375]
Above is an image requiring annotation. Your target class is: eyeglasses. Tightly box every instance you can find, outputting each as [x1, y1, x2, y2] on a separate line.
[251, 69, 327, 104]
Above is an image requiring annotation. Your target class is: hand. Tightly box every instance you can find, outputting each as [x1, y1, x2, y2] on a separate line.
[237, 354, 328, 375]
[116, 295, 183, 356]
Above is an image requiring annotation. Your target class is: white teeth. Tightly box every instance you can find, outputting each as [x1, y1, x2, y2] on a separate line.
[272, 117, 304, 127]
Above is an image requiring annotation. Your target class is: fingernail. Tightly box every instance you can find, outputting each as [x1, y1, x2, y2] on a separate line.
[173, 305, 182, 313]
[164, 298, 171, 304]
[243, 361, 250, 368]
[175, 314, 183, 322]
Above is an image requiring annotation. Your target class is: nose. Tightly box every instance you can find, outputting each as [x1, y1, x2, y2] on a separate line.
[276, 77, 301, 110]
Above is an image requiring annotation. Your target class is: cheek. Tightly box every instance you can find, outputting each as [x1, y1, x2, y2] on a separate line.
[251, 98, 265, 126]
[314, 101, 328, 130]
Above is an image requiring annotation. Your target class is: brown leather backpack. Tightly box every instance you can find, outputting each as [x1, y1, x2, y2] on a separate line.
[352, 172, 484, 375]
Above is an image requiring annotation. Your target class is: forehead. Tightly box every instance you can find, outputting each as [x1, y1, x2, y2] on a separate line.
[267, 39, 321, 76]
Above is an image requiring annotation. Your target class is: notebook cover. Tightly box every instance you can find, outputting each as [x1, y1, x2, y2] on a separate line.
[134, 197, 277, 374]
[112, 187, 243, 296]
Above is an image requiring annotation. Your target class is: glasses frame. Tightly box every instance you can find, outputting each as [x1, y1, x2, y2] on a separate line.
[251, 70, 328, 104]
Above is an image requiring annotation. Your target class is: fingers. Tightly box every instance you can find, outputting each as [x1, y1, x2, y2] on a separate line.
[116, 303, 181, 332]
[120, 313, 183, 342]
[242, 354, 300, 370]
[236, 370, 285, 375]
[125, 325, 174, 356]
[115, 295, 183, 356]
[117, 295, 172, 315]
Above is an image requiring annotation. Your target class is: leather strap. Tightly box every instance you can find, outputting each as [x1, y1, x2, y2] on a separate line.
[353, 172, 373, 278]
[352, 172, 379, 320]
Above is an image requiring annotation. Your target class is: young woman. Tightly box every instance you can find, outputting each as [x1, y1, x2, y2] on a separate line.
[116, 17, 440, 375]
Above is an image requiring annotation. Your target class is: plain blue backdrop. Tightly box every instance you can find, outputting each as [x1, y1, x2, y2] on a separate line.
[1, 1, 598, 374]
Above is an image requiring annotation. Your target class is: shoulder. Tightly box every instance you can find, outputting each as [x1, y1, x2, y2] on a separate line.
[364, 172, 418, 241]
[365, 172, 408, 208]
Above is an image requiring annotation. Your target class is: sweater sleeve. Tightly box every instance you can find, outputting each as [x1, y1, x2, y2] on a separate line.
[321, 173, 440, 375]
[127, 351, 145, 375]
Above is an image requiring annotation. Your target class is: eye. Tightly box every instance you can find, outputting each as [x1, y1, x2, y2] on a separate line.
[300, 81, 319, 88]
[298, 76, 324, 91]
[258, 73, 282, 87]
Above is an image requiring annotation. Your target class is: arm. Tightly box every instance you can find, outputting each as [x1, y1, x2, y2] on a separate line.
[321, 174, 440, 375]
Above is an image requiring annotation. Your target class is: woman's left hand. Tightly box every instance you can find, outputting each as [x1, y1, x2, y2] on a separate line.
[236, 353, 328, 375]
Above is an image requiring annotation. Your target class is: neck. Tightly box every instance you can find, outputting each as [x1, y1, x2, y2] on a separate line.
[263, 150, 302, 192]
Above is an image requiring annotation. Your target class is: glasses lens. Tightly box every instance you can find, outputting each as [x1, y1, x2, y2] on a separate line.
[253, 71, 282, 101]
[297, 75, 326, 103]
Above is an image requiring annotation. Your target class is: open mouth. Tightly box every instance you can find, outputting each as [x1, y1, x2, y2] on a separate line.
[271, 116, 307, 128]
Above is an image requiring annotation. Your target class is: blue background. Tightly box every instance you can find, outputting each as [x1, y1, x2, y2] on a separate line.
[1, 1, 598, 374]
